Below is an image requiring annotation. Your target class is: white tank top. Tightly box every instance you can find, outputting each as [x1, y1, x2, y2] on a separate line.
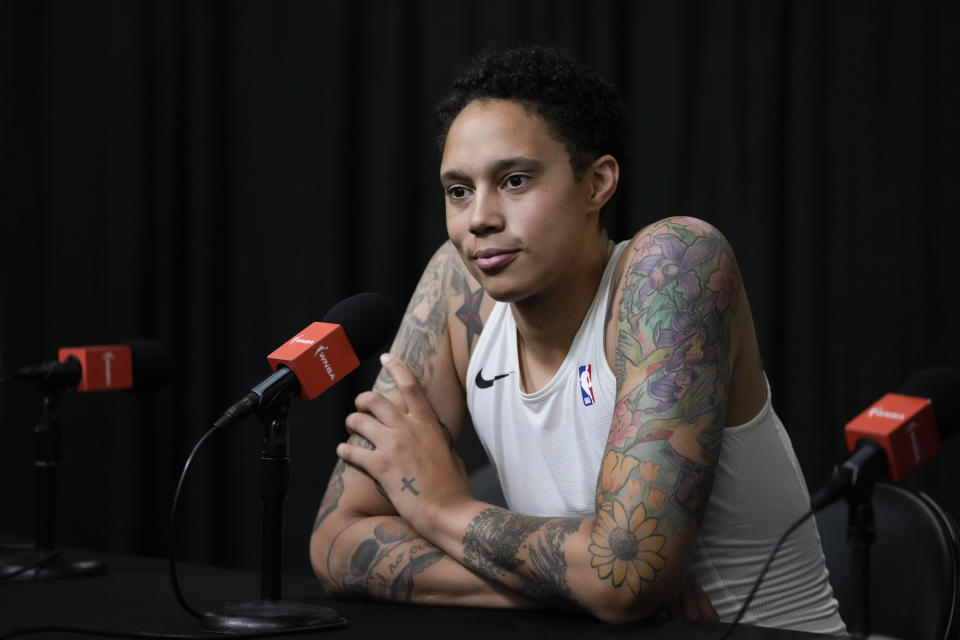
[466, 242, 625, 517]
[465, 241, 845, 633]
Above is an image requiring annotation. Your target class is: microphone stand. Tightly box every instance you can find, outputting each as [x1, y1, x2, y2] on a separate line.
[0, 387, 106, 579]
[845, 474, 877, 639]
[199, 394, 344, 632]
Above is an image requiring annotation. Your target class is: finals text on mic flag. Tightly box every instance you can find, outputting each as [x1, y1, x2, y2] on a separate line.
[267, 322, 359, 400]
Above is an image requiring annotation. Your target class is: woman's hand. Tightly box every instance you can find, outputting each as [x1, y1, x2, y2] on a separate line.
[337, 353, 474, 529]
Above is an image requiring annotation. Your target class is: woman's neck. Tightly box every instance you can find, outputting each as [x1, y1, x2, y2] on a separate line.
[511, 232, 613, 391]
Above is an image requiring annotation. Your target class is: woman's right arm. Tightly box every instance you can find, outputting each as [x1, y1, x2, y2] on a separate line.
[309, 242, 531, 608]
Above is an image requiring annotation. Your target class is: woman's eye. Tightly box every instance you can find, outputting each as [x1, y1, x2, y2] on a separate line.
[506, 174, 529, 188]
[448, 186, 468, 199]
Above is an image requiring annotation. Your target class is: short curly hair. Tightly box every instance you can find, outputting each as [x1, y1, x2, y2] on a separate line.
[436, 46, 628, 181]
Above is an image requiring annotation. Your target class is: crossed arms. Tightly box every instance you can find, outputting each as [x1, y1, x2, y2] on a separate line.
[310, 218, 743, 622]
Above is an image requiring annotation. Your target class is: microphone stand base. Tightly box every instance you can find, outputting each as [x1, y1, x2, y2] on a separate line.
[199, 599, 346, 634]
[0, 551, 106, 580]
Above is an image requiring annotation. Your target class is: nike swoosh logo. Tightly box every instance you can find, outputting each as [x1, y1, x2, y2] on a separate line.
[475, 368, 510, 389]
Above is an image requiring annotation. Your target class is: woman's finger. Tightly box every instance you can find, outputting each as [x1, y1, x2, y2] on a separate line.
[344, 411, 384, 446]
[378, 353, 435, 418]
[354, 389, 406, 426]
[336, 440, 376, 475]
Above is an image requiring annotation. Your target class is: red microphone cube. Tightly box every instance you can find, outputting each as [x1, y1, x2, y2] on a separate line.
[267, 322, 359, 400]
[845, 393, 941, 482]
[58, 345, 133, 392]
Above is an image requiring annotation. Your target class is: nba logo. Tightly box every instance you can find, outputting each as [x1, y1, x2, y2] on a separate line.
[578, 364, 595, 406]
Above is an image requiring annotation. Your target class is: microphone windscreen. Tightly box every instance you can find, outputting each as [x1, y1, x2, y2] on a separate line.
[322, 293, 397, 361]
[900, 366, 960, 440]
[127, 338, 172, 391]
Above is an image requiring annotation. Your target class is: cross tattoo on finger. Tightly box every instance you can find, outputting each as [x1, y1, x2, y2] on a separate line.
[401, 477, 420, 496]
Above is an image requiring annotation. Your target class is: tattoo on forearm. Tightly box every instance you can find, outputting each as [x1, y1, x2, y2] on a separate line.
[463, 508, 541, 575]
[315, 434, 386, 534]
[525, 519, 581, 604]
[462, 507, 580, 606]
[589, 497, 667, 595]
[313, 460, 346, 533]
[390, 550, 444, 602]
[336, 521, 446, 603]
[400, 478, 419, 495]
[349, 538, 380, 576]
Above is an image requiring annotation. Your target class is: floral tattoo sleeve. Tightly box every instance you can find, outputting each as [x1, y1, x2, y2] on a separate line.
[592, 217, 740, 596]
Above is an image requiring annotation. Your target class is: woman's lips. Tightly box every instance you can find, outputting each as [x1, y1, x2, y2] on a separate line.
[475, 250, 519, 273]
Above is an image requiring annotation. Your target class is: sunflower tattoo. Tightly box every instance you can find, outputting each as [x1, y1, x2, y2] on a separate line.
[589, 501, 666, 594]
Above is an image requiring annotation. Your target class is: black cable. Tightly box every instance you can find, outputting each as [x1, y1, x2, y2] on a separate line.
[167, 423, 231, 620]
[714, 508, 816, 640]
[0, 550, 61, 581]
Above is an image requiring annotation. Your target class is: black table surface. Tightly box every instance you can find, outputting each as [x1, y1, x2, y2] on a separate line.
[0, 548, 837, 640]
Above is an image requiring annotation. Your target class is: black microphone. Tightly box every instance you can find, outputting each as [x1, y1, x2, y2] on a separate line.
[215, 293, 396, 428]
[8, 338, 170, 392]
[811, 366, 959, 510]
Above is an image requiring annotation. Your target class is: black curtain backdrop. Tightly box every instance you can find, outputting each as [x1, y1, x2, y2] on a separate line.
[1, 0, 958, 577]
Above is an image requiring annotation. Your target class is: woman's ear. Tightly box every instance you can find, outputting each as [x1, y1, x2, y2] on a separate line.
[586, 154, 620, 212]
